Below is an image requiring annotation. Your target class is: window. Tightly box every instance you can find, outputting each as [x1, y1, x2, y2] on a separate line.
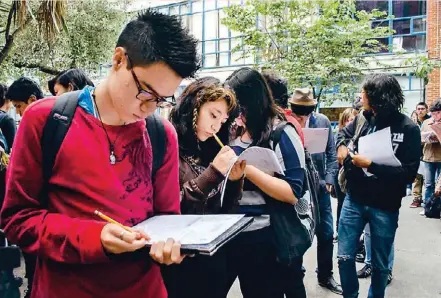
[393, 1, 426, 18]
[357, 0, 427, 54]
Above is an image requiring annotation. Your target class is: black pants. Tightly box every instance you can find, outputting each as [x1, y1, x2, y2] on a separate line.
[23, 253, 36, 293]
[161, 248, 229, 298]
[225, 227, 281, 298]
[272, 257, 307, 298]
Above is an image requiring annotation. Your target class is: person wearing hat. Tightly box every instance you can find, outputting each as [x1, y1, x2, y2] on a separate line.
[290, 88, 342, 295]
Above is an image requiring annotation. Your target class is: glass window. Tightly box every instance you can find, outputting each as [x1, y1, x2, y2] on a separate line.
[205, 10, 219, 40]
[393, 19, 411, 35]
[218, 0, 229, 8]
[205, 40, 217, 54]
[191, 14, 203, 40]
[356, 1, 388, 14]
[220, 39, 230, 51]
[205, 0, 216, 10]
[371, 38, 390, 53]
[230, 0, 243, 6]
[220, 53, 229, 66]
[393, 35, 426, 52]
[180, 15, 191, 31]
[219, 10, 229, 38]
[204, 54, 217, 67]
[158, 7, 169, 15]
[393, 1, 426, 18]
[232, 51, 244, 65]
[411, 75, 423, 90]
[413, 18, 426, 32]
[231, 37, 243, 51]
[180, 4, 189, 15]
[192, 0, 203, 13]
[169, 5, 179, 15]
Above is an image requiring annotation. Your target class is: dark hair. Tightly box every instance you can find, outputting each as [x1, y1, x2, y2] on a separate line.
[48, 68, 94, 95]
[262, 71, 289, 109]
[225, 67, 283, 147]
[361, 74, 404, 115]
[0, 84, 7, 107]
[116, 9, 200, 78]
[170, 77, 237, 164]
[416, 101, 428, 109]
[5, 77, 44, 103]
[430, 98, 441, 113]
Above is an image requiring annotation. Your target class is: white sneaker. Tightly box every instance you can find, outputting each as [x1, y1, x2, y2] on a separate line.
[419, 210, 425, 216]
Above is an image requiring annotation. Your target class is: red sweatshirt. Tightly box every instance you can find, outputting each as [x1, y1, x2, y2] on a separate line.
[0, 98, 181, 298]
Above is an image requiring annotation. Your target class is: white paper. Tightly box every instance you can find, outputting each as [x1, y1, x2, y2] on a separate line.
[421, 131, 439, 143]
[134, 214, 244, 245]
[302, 128, 329, 154]
[417, 161, 425, 175]
[358, 127, 402, 176]
[219, 147, 284, 206]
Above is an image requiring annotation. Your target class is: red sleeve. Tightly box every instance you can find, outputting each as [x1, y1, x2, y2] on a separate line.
[152, 119, 181, 215]
[0, 98, 109, 264]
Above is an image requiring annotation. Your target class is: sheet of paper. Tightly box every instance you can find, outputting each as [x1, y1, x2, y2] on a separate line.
[134, 214, 244, 245]
[302, 128, 329, 154]
[421, 131, 439, 144]
[358, 127, 402, 176]
[429, 122, 441, 143]
[219, 147, 284, 206]
[418, 161, 425, 175]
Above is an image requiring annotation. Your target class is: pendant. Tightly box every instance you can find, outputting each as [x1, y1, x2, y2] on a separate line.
[110, 151, 116, 165]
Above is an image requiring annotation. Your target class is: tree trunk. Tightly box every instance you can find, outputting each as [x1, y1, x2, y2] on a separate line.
[13, 62, 61, 75]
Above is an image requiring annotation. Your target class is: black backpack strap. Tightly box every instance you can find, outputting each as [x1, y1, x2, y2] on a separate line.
[41, 91, 81, 185]
[270, 121, 297, 150]
[146, 113, 167, 179]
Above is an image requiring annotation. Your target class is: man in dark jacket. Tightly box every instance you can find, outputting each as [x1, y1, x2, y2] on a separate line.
[336, 74, 421, 298]
[290, 88, 341, 295]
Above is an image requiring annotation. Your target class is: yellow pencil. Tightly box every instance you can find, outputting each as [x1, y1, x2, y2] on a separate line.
[213, 133, 224, 148]
[94, 210, 135, 233]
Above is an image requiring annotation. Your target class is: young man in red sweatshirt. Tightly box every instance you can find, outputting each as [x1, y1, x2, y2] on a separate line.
[0, 9, 199, 298]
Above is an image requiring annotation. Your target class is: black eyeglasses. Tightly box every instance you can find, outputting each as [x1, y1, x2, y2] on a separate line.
[125, 54, 176, 107]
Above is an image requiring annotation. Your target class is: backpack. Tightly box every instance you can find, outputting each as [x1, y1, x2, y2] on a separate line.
[424, 196, 441, 219]
[0, 112, 9, 153]
[266, 121, 320, 265]
[41, 90, 167, 186]
[338, 113, 367, 194]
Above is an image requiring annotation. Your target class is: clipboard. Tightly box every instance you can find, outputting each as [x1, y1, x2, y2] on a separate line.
[134, 214, 253, 256]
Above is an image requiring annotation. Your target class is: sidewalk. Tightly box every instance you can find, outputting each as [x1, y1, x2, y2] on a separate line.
[228, 196, 441, 298]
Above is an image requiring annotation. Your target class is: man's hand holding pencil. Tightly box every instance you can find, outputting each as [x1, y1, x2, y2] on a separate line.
[96, 211, 185, 265]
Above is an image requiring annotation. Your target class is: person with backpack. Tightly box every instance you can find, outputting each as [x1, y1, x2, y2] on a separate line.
[289, 88, 342, 295]
[0, 9, 199, 298]
[0, 84, 16, 154]
[164, 77, 244, 298]
[2, 77, 45, 298]
[48, 68, 95, 96]
[336, 74, 420, 298]
[224, 67, 309, 298]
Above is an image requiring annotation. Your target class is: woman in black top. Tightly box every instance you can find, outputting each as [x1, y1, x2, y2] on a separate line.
[0, 84, 16, 153]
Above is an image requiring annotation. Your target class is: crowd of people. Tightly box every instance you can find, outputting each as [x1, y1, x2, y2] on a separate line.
[0, 8, 430, 298]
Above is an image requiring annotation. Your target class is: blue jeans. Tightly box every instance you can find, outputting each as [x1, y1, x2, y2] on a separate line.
[424, 162, 441, 203]
[338, 196, 398, 298]
[364, 224, 394, 271]
[316, 187, 335, 279]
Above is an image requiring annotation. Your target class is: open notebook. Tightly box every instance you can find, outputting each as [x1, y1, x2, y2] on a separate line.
[134, 214, 253, 256]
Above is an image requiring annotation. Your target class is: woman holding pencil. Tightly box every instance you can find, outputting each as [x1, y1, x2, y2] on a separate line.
[224, 68, 307, 298]
[165, 77, 245, 298]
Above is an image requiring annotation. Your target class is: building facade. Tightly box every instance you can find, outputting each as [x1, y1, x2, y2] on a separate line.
[129, 0, 433, 120]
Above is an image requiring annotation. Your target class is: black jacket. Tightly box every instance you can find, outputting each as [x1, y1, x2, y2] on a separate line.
[337, 110, 421, 211]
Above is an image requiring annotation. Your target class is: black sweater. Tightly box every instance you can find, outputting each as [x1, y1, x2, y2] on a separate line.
[0, 111, 16, 153]
[337, 110, 421, 211]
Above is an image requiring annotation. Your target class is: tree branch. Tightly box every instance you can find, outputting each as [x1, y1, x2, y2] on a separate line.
[13, 62, 61, 75]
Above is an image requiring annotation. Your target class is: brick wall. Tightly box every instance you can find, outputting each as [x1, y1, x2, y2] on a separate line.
[427, 0, 441, 106]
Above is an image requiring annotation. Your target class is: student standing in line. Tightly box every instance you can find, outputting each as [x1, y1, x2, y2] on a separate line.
[0, 9, 200, 298]
[48, 68, 95, 96]
[225, 67, 307, 298]
[165, 77, 245, 298]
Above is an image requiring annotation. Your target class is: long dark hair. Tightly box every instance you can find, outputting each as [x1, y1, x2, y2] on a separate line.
[170, 77, 237, 165]
[225, 67, 283, 147]
[48, 68, 94, 95]
[362, 74, 404, 117]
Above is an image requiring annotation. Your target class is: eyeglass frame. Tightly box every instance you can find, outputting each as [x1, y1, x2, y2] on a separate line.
[125, 54, 176, 107]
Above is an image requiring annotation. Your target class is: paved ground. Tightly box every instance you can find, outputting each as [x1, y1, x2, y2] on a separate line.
[12, 197, 441, 297]
[228, 196, 441, 298]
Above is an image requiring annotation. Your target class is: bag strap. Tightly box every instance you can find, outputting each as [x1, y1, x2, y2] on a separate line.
[41, 91, 81, 184]
[146, 113, 167, 179]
